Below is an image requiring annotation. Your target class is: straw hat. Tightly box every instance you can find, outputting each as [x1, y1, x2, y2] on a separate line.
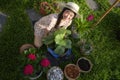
[57, 2, 80, 17]
[65, 2, 79, 15]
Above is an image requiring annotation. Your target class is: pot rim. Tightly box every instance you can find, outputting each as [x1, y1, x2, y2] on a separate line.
[19, 43, 35, 53]
[28, 71, 43, 79]
[64, 64, 80, 80]
[76, 57, 93, 73]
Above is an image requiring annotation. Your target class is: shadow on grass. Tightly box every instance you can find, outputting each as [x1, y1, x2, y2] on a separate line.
[99, 12, 120, 41]
[99, 12, 120, 79]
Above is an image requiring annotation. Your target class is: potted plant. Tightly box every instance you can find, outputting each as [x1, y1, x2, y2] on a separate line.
[64, 64, 80, 80]
[79, 40, 93, 55]
[39, 2, 52, 15]
[73, 13, 95, 39]
[76, 57, 92, 73]
[19, 44, 51, 79]
[38, 1, 61, 16]
[42, 28, 72, 58]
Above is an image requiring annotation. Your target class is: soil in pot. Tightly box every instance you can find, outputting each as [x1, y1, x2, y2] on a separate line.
[77, 58, 91, 72]
[65, 64, 80, 79]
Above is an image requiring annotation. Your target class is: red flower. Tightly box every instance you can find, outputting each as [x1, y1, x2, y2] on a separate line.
[23, 64, 34, 75]
[40, 58, 50, 67]
[86, 14, 94, 21]
[27, 54, 36, 61]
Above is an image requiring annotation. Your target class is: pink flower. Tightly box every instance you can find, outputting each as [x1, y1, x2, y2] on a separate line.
[27, 54, 36, 60]
[23, 64, 34, 75]
[86, 14, 94, 21]
[40, 58, 50, 67]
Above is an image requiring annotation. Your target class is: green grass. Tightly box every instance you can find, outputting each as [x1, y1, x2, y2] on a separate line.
[0, 0, 120, 80]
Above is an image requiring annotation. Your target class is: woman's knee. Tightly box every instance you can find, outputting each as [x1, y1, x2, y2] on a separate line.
[34, 36, 43, 48]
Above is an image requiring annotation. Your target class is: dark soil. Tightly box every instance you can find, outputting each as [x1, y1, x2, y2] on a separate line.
[78, 58, 91, 71]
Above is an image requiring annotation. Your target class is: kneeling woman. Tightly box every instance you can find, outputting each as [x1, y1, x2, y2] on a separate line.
[34, 2, 80, 48]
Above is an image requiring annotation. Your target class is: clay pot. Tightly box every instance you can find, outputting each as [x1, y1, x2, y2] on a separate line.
[64, 64, 80, 80]
[40, 2, 51, 15]
[19, 44, 35, 53]
[77, 57, 92, 73]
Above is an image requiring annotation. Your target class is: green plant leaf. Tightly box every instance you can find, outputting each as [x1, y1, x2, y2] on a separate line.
[54, 28, 71, 36]
[23, 50, 29, 55]
[80, 13, 84, 23]
[54, 46, 65, 55]
[42, 34, 54, 45]
[55, 34, 65, 45]
[29, 48, 36, 53]
[64, 39, 72, 48]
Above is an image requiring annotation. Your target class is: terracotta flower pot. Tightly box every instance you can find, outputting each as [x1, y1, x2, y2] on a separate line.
[77, 57, 92, 73]
[64, 64, 80, 80]
[40, 2, 51, 15]
[19, 43, 35, 53]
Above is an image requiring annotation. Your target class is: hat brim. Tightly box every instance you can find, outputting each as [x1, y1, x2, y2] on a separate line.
[56, 1, 80, 18]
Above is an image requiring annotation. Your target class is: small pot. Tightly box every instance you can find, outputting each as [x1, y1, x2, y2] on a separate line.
[19, 43, 35, 53]
[47, 66, 64, 80]
[77, 57, 92, 73]
[40, 2, 51, 15]
[64, 64, 80, 80]
[79, 40, 93, 55]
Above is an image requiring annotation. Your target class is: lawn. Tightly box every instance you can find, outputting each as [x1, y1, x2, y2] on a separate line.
[0, 0, 120, 80]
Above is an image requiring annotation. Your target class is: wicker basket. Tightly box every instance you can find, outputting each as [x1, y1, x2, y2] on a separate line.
[19, 43, 35, 53]
[64, 64, 80, 80]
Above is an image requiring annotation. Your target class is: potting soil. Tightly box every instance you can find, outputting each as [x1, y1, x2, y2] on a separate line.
[78, 59, 90, 71]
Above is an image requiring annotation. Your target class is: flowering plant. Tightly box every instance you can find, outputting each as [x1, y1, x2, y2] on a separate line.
[20, 46, 51, 79]
[72, 13, 95, 38]
[40, 1, 62, 15]
[33, 1, 61, 16]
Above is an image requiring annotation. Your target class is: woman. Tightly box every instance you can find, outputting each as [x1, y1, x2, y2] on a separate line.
[34, 2, 80, 48]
